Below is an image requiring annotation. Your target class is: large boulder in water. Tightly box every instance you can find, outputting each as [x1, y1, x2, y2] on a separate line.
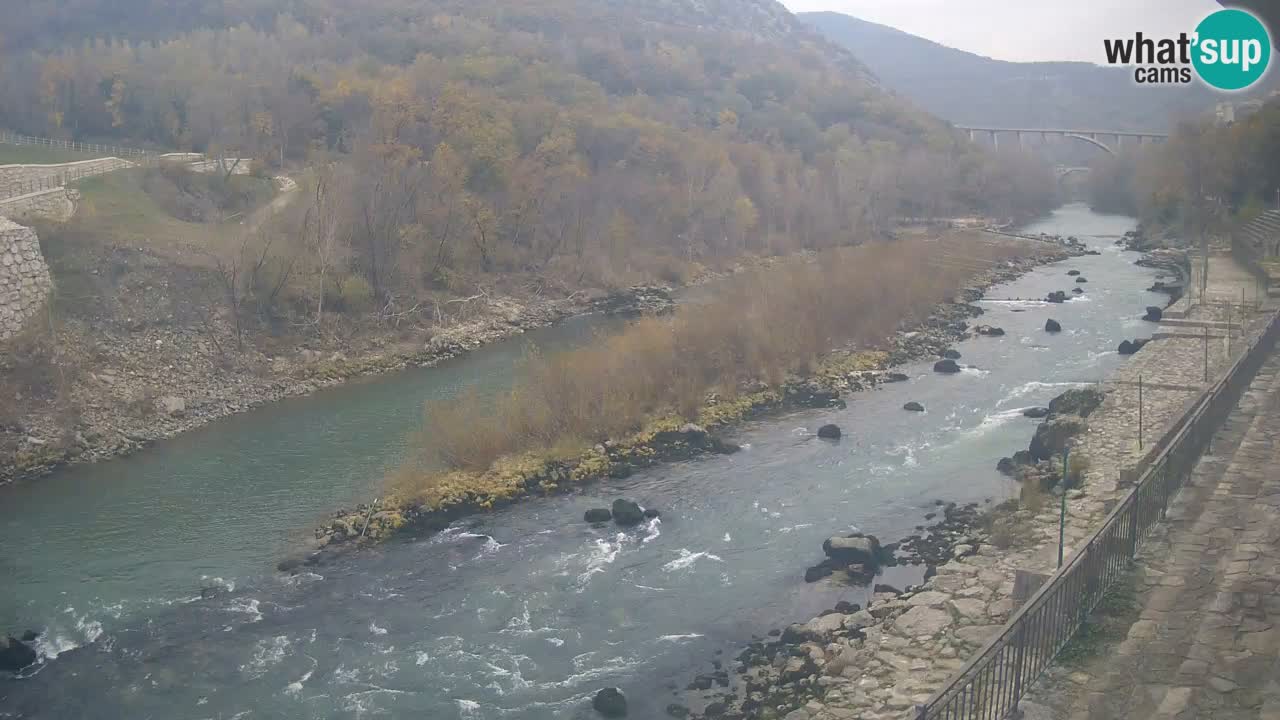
[1048, 387, 1104, 418]
[584, 508, 613, 523]
[1118, 339, 1150, 356]
[933, 359, 961, 374]
[592, 687, 628, 717]
[822, 534, 893, 571]
[1075, 276, 1088, 283]
[1046, 291, 1067, 303]
[1143, 306, 1163, 322]
[1072, 287, 1085, 294]
[997, 457, 1018, 475]
[1029, 417, 1087, 462]
[610, 499, 644, 527]
[903, 401, 925, 412]
[0, 636, 37, 673]
[942, 349, 962, 360]
[1045, 319, 1062, 333]
[1023, 407, 1051, 419]
[1067, 270, 1081, 276]
[817, 424, 842, 439]
[804, 564, 834, 583]
[975, 325, 1005, 337]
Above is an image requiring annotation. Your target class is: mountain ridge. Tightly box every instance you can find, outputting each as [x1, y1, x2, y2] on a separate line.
[799, 10, 1226, 132]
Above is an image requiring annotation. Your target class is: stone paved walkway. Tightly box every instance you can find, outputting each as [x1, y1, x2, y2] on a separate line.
[1025, 350, 1280, 720]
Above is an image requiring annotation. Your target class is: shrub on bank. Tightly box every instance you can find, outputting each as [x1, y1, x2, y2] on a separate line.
[389, 236, 1030, 506]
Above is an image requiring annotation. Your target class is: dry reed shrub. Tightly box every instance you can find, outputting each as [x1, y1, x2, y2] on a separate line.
[397, 236, 1026, 493]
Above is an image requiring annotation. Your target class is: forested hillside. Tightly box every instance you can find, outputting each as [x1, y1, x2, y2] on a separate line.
[1, 0, 1055, 305]
[800, 11, 1231, 132]
[1087, 99, 1280, 229]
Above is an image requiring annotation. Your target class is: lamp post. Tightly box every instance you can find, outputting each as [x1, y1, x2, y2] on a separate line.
[1058, 445, 1070, 569]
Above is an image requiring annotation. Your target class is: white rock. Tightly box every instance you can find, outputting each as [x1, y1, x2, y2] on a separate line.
[157, 395, 186, 417]
[893, 606, 953, 637]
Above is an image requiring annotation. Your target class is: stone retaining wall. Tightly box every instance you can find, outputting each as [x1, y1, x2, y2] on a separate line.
[0, 187, 76, 223]
[0, 157, 134, 199]
[0, 217, 52, 341]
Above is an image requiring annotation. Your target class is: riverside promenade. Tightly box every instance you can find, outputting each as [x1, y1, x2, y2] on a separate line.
[1023, 345, 1280, 720]
[751, 251, 1279, 720]
[1015, 253, 1280, 720]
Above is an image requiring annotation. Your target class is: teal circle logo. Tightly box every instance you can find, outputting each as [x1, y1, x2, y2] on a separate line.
[1192, 9, 1271, 90]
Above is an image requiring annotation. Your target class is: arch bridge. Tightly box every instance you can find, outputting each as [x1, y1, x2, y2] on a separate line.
[954, 126, 1170, 155]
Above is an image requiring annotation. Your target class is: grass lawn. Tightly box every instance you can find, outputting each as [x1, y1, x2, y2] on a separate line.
[0, 144, 100, 165]
[72, 169, 278, 266]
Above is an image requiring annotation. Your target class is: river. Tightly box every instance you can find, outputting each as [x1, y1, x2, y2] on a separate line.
[0, 205, 1163, 719]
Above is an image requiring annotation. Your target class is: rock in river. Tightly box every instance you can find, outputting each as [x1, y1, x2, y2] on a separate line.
[933, 359, 961, 374]
[942, 349, 962, 360]
[822, 534, 887, 568]
[1048, 387, 1104, 417]
[903, 401, 925, 412]
[1072, 287, 1085, 294]
[593, 687, 628, 717]
[585, 508, 613, 523]
[804, 564, 834, 583]
[975, 325, 1005, 337]
[1046, 291, 1067, 303]
[1023, 406, 1051, 419]
[1045, 318, 1062, 333]
[1067, 269, 1081, 276]
[610, 499, 644, 527]
[1029, 416, 1087, 462]
[1143, 306, 1163, 322]
[816, 424, 842, 439]
[1076, 276, 1088, 283]
[0, 636, 37, 673]
[1118, 339, 1150, 356]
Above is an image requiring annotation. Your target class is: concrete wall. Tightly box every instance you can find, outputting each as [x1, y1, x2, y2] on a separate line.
[0, 157, 136, 199]
[0, 187, 76, 223]
[186, 158, 251, 176]
[0, 217, 53, 341]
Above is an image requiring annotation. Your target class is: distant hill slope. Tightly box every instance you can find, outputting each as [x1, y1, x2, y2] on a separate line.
[799, 11, 1226, 132]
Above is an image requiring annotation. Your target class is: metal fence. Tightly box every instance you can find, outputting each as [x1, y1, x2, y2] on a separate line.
[0, 130, 154, 160]
[915, 306, 1280, 720]
[0, 163, 131, 202]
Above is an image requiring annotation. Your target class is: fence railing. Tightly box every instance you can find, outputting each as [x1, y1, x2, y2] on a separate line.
[915, 306, 1280, 720]
[0, 130, 155, 160]
[0, 162, 137, 202]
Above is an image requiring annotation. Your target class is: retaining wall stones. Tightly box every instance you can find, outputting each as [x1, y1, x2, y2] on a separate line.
[0, 217, 52, 341]
[0, 187, 76, 223]
[0, 157, 135, 199]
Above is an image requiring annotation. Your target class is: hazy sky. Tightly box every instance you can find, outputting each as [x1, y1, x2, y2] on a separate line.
[780, 0, 1225, 63]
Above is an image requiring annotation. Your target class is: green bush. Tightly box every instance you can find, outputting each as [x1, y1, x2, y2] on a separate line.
[337, 275, 375, 312]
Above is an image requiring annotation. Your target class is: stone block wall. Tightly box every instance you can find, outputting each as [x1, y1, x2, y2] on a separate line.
[0, 157, 135, 199]
[0, 187, 76, 223]
[0, 217, 53, 341]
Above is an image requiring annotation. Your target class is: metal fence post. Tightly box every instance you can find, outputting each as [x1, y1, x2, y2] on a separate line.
[1138, 375, 1144, 451]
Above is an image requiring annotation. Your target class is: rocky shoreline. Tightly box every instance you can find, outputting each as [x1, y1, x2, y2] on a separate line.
[663, 388, 1108, 720]
[661, 245, 1202, 720]
[2, 288, 676, 486]
[298, 238, 1082, 568]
